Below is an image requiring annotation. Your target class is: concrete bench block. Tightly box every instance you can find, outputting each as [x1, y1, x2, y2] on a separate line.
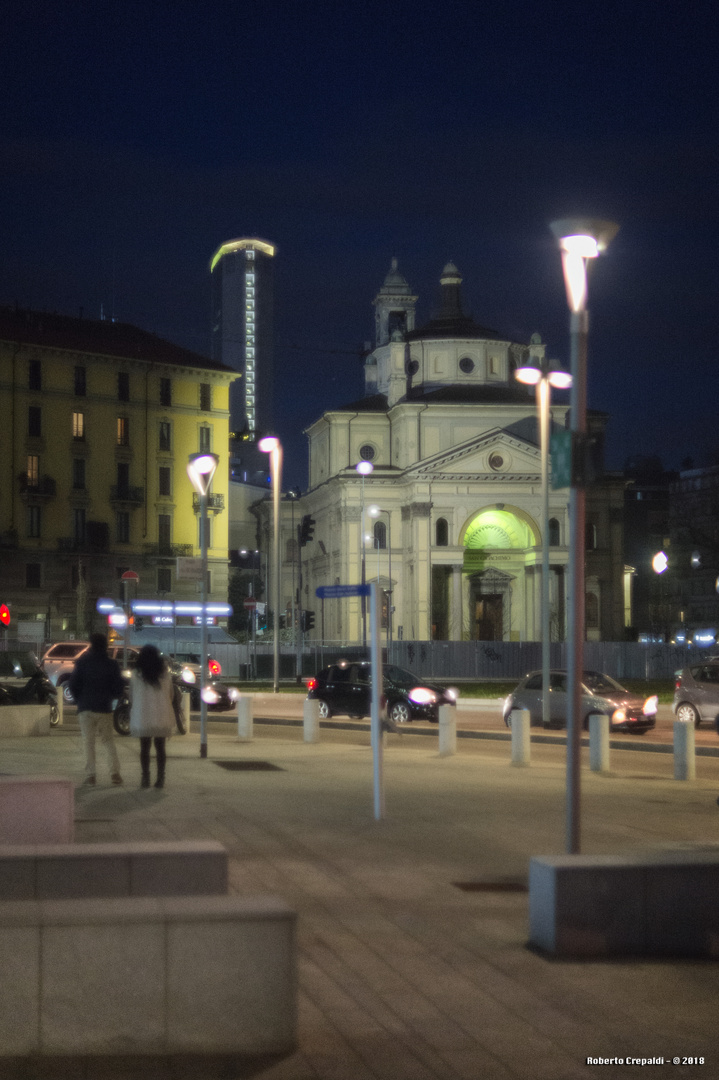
[0, 705, 51, 737]
[0, 777, 74, 844]
[0, 840, 228, 900]
[530, 851, 719, 958]
[0, 894, 297, 1059]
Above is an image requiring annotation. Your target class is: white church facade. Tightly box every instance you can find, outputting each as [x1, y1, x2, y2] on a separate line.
[281, 260, 624, 644]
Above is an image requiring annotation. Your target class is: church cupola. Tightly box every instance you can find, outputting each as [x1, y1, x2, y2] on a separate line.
[437, 261, 464, 320]
[373, 258, 417, 346]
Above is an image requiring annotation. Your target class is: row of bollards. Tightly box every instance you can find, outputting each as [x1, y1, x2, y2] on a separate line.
[509, 708, 697, 780]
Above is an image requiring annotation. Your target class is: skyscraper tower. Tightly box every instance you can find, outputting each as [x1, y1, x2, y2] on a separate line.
[210, 238, 276, 442]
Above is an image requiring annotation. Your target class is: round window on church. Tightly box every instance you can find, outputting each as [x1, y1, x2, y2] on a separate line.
[488, 453, 504, 471]
[406, 359, 419, 376]
[459, 357, 475, 374]
[359, 444, 375, 462]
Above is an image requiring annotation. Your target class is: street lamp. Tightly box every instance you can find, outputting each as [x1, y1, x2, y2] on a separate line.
[187, 451, 219, 759]
[356, 461, 374, 647]
[550, 216, 618, 854]
[259, 436, 283, 693]
[285, 488, 302, 680]
[367, 505, 392, 648]
[515, 349, 572, 729]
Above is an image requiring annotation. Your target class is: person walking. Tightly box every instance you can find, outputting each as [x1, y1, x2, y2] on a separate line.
[129, 644, 175, 789]
[68, 632, 126, 787]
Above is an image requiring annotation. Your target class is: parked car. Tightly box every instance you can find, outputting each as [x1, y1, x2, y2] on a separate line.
[503, 669, 657, 734]
[673, 661, 719, 728]
[0, 650, 58, 725]
[41, 641, 140, 704]
[166, 655, 236, 711]
[306, 661, 457, 723]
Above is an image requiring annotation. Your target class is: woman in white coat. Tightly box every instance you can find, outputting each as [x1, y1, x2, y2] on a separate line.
[129, 645, 175, 788]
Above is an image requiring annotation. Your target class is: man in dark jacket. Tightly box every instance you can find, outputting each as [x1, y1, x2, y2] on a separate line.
[68, 633, 126, 786]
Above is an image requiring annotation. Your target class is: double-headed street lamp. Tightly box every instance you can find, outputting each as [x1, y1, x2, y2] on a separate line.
[259, 437, 283, 693]
[187, 451, 219, 759]
[550, 217, 618, 854]
[356, 461, 374, 647]
[367, 505, 392, 647]
[515, 350, 572, 730]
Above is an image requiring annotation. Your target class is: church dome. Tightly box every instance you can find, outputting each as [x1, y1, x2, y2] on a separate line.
[378, 257, 413, 296]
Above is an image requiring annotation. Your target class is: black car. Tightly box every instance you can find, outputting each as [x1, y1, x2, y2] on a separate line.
[307, 661, 457, 723]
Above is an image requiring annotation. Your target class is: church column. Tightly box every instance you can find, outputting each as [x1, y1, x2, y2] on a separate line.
[451, 564, 463, 641]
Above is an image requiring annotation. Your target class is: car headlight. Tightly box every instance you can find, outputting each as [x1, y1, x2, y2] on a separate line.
[612, 709, 626, 723]
[228, 688, 240, 702]
[445, 687, 458, 702]
[643, 695, 658, 716]
[201, 686, 219, 704]
[181, 668, 196, 685]
[408, 687, 438, 705]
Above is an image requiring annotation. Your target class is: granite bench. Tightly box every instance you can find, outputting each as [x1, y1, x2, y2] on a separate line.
[0, 705, 52, 737]
[0, 776, 74, 844]
[529, 850, 719, 957]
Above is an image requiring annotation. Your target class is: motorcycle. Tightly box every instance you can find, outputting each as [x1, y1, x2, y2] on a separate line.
[0, 669, 59, 726]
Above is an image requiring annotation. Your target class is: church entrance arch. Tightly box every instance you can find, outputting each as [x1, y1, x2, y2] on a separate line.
[460, 507, 538, 641]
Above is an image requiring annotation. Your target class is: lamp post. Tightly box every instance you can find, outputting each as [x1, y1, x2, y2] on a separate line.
[356, 461, 374, 647]
[259, 436, 283, 693]
[550, 217, 618, 854]
[515, 350, 572, 729]
[367, 505, 392, 648]
[186, 451, 219, 758]
[285, 488, 301, 679]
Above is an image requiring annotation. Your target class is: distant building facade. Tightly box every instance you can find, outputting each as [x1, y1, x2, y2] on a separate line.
[0, 308, 234, 641]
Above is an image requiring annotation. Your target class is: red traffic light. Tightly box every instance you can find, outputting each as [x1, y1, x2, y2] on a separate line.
[0, 605, 10, 626]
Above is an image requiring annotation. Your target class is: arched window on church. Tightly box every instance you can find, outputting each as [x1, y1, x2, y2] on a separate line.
[586, 592, 599, 629]
[585, 522, 597, 550]
[549, 518, 560, 546]
[435, 518, 448, 546]
[373, 521, 387, 550]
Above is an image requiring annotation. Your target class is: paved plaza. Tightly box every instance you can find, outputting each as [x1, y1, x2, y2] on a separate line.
[3, 719, 719, 1079]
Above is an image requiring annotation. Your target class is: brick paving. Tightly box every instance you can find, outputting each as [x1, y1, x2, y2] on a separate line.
[3, 722, 719, 1079]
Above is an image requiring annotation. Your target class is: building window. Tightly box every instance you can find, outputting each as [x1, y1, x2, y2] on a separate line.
[72, 458, 86, 490]
[74, 366, 86, 396]
[28, 406, 41, 437]
[199, 425, 211, 452]
[27, 505, 41, 538]
[157, 567, 172, 593]
[117, 417, 129, 446]
[435, 518, 449, 546]
[26, 563, 41, 589]
[158, 514, 171, 550]
[73, 508, 86, 543]
[358, 444, 375, 461]
[159, 421, 171, 452]
[116, 511, 130, 543]
[27, 455, 39, 486]
[118, 372, 130, 401]
[586, 592, 599, 629]
[28, 360, 42, 391]
[549, 518, 560, 546]
[160, 378, 172, 406]
[72, 411, 85, 440]
[585, 522, 597, 551]
[116, 462, 130, 493]
[373, 521, 387, 549]
[459, 356, 475, 374]
[159, 466, 171, 496]
[200, 383, 212, 411]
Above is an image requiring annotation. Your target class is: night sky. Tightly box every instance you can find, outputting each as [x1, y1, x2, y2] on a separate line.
[2, 0, 717, 488]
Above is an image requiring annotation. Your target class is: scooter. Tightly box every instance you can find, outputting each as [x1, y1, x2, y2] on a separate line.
[1, 670, 59, 726]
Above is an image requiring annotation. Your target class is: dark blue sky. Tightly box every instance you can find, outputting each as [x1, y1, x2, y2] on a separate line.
[2, 0, 718, 487]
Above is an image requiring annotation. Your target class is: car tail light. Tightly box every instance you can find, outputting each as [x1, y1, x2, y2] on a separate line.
[675, 676, 682, 689]
[307, 677, 317, 691]
[208, 659, 221, 676]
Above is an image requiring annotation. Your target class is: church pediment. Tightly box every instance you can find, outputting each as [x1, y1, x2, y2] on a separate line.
[411, 428, 540, 481]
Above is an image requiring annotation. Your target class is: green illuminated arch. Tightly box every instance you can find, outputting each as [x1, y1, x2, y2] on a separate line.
[460, 506, 539, 550]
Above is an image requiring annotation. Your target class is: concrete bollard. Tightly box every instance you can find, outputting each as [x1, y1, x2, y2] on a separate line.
[181, 691, 191, 731]
[589, 713, 610, 773]
[674, 720, 696, 781]
[303, 698, 320, 743]
[510, 709, 531, 767]
[56, 691, 64, 726]
[438, 704, 457, 756]
[236, 695, 253, 741]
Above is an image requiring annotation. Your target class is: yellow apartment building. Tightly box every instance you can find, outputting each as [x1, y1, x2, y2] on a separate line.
[0, 308, 235, 641]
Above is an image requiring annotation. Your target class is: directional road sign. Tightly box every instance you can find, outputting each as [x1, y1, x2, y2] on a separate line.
[316, 584, 370, 599]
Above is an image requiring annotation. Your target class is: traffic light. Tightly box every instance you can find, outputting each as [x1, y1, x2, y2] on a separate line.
[299, 515, 315, 546]
[134, 617, 144, 632]
[301, 610, 315, 632]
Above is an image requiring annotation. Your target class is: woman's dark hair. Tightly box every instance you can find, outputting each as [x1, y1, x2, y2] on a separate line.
[135, 644, 166, 687]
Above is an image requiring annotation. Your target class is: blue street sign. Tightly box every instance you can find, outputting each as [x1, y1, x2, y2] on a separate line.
[316, 584, 370, 599]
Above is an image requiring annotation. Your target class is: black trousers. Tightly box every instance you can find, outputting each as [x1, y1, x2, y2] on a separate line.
[139, 737, 166, 777]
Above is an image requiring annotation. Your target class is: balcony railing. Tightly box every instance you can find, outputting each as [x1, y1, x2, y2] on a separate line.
[18, 474, 56, 498]
[192, 493, 225, 514]
[143, 543, 193, 558]
[110, 485, 145, 506]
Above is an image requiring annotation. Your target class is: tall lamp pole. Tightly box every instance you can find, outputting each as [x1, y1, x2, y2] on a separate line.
[515, 349, 572, 728]
[187, 452, 219, 759]
[259, 437, 283, 693]
[356, 461, 374, 647]
[550, 217, 618, 854]
[367, 505, 392, 648]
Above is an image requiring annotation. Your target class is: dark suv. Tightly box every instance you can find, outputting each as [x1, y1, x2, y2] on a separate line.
[306, 661, 457, 723]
